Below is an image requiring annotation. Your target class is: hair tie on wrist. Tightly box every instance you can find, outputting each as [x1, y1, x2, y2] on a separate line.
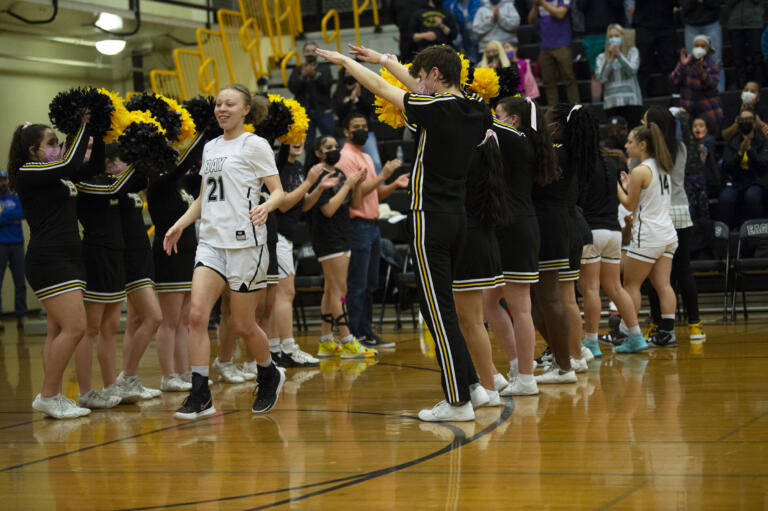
[379, 54, 392, 66]
[477, 128, 498, 147]
[525, 97, 538, 132]
[566, 104, 582, 123]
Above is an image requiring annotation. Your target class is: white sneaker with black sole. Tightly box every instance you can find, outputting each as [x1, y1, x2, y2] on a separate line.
[33, 394, 91, 419]
[282, 348, 320, 367]
[418, 400, 475, 422]
[359, 333, 396, 349]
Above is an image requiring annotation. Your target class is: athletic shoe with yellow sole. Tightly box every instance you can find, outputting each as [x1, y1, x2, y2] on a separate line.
[340, 338, 378, 359]
[688, 322, 706, 343]
[317, 340, 342, 358]
[645, 321, 659, 339]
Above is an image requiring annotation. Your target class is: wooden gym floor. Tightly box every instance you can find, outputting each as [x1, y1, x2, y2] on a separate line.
[1, 315, 767, 510]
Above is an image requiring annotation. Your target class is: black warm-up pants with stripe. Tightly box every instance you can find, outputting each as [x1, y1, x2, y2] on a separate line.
[408, 211, 479, 405]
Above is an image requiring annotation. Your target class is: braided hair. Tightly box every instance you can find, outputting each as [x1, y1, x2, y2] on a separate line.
[550, 103, 599, 205]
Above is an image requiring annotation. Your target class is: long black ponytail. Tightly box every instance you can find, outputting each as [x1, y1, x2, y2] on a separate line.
[469, 129, 511, 227]
[550, 103, 599, 205]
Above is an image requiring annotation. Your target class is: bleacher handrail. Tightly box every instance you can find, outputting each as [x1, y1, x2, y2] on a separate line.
[240, 16, 267, 78]
[239, 0, 278, 65]
[321, 9, 341, 54]
[173, 48, 204, 100]
[198, 57, 219, 96]
[280, 49, 300, 87]
[352, 0, 380, 47]
[149, 70, 178, 97]
[272, 0, 296, 59]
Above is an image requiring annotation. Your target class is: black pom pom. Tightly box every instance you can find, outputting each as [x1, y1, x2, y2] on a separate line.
[254, 99, 293, 145]
[182, 96, 217, 132]
[83, 89, 116, 138]
[49, 88, 89, 135]
[496, 66, 521, 101]
[466, 65, 476, 88]
[117, 123, 177, 177]
[126, 93, 182, 143]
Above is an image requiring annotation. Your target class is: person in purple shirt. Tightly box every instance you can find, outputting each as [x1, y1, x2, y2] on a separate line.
[528, 0, 579, 105]
[0, 170, 27, 329]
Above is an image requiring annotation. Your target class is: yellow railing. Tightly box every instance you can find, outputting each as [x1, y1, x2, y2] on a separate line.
[353, 0, 380, 47]
[240, 16, 267, 79]
[321, 9, 340, 54]
[174, 49, 205, 99]
[197, 28, 232, 84]
[218, 8, 256, 86]
[240, 0, 277, 65]
[273, 0, 296, 59]
[198, 57, 219, 96]
[280, 49, 300, 87]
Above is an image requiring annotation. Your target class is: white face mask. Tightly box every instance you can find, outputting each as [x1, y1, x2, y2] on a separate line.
[691, 47, 707, 60]
[742, 91, 757, 104]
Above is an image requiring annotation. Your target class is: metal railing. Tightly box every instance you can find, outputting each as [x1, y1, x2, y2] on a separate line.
[280, 49, 300, 87]
[321, 9, 340, 54]
[352, 0, 380, 47]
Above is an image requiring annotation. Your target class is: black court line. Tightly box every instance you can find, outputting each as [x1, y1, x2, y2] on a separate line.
[116, 402, 514, 511]
[0, 410, 240, 473]
[377, 361, 442, 373]
[593, 480, 649, 511]
[0, 418, 45, 430]
[717, 411, 768, 442]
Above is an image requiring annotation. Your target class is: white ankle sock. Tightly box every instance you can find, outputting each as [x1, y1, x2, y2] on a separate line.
[509, 358, 519, 376]
[281, 337, 297, 353]
[268, 338, 281, 352]
[320, 334, 332, 342]
[192, 365, 209, 377]
[340, 334, 353, 344]
[586, 332, 598, 342]
[518, 374, 535, 384]
[628, 325, 642, 336]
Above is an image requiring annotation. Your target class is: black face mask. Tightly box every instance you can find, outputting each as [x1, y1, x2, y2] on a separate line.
[324, 149, 341, 166]
[489, 0, 501, 5]
[739, 121, 754, 135]
[350, 129, 369, 146]
[305, 54, 317, 64]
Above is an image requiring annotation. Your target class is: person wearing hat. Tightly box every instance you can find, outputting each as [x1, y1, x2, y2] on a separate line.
[0, 169, 27, 329]
[669, 34, 723, 124]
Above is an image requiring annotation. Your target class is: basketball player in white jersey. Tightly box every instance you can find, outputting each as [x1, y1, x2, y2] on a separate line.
[616, 122, 678, 353]
[164, 84, 286, 418]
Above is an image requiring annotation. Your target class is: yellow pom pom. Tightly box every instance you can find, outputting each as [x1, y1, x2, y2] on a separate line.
[96, 88, 131, 144]
[244, 123, 255, 133]
[154, 94, 196, 145]
[126, 110, 166, 136]
[280, 98, 309, 145]
[468, 67, 500, 103]
[374, 63, 412, 129]
[458, 52, 470, 87]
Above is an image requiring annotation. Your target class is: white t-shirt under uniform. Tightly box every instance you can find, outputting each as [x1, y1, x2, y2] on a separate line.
[199, 132, 278, 248]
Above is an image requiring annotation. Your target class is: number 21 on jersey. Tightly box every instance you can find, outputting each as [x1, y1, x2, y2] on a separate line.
[207, 176, 225, 202]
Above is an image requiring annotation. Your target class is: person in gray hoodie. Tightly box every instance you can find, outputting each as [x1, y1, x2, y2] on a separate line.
[727, 0, 764, 87]
[473, 0, 521, 55]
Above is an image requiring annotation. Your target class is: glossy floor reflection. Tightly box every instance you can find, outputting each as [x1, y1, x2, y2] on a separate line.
[1, 316, 767, 509]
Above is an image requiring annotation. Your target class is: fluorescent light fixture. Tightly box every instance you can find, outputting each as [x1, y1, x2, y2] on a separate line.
[95, 12, 123, 31]
[95, 39, 126, 55]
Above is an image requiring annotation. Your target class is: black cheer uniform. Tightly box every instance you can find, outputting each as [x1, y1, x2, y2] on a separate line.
[493, 118, 541, 284]
[309, 168, 351, 260]
[558, 145, 591, 282]
[452, 147, 504, 292]
[119, 173, 154, 293]
[532, 143, 572, 272]
[16, 123, 101, 300]
[402, 92, 489, 405]
[76, 166, 138, 302]
[146, 133, 205, 293]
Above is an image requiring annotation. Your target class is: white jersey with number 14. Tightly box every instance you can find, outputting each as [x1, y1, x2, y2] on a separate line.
[199, 132, 278, 249]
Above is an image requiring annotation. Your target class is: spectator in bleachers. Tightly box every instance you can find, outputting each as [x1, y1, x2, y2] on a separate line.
[527, 0, 579, 105]
[575, 0, 626, 103]
[691, 116, 722, 199]
[478, 40, 511, 69]
[634, 1, 677, 97]
[391, 0, 429, 60]
[288, 42, 335, 148]
[332, 68, 383, 175]
[727, 0, 765, 88]
[472, 0, 521, 59]
[722, 81, 768, 139]
[680, 0, 725, 92]
[0, 170, 27, 328]
[719, 108, 768, 229]
[408, 0, 459, 58]
[670, 35, 724, 124]
[595, 24, 643, 129]
[504, 41, 541, 98]
[444, 0, 483, 62]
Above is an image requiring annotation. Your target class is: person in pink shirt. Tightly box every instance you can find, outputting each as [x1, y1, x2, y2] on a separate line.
[336, 112, 409, 349]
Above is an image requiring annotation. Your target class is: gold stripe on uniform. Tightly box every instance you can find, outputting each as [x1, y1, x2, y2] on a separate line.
[37, 281, 86, 299]
[414, 212, 459, 403]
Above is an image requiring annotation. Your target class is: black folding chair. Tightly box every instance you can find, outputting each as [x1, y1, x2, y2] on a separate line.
[378, 238, 419, 330]
[690, 221, 731, 322]
[731, 219, 768, 321]
[293, 243, 324, 331]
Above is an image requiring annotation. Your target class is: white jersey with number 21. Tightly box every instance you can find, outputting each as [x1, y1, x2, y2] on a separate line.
[199, 132, 278, 249]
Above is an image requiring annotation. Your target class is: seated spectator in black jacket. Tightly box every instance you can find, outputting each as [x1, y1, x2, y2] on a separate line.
[332, 68, 382, 174]
[722, 81, 768, 140]
[718, 109, 768, 229]
[408, 0, 459, 58]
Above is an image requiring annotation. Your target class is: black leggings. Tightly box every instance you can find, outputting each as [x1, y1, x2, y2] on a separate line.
[647, 226, 700, 323]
